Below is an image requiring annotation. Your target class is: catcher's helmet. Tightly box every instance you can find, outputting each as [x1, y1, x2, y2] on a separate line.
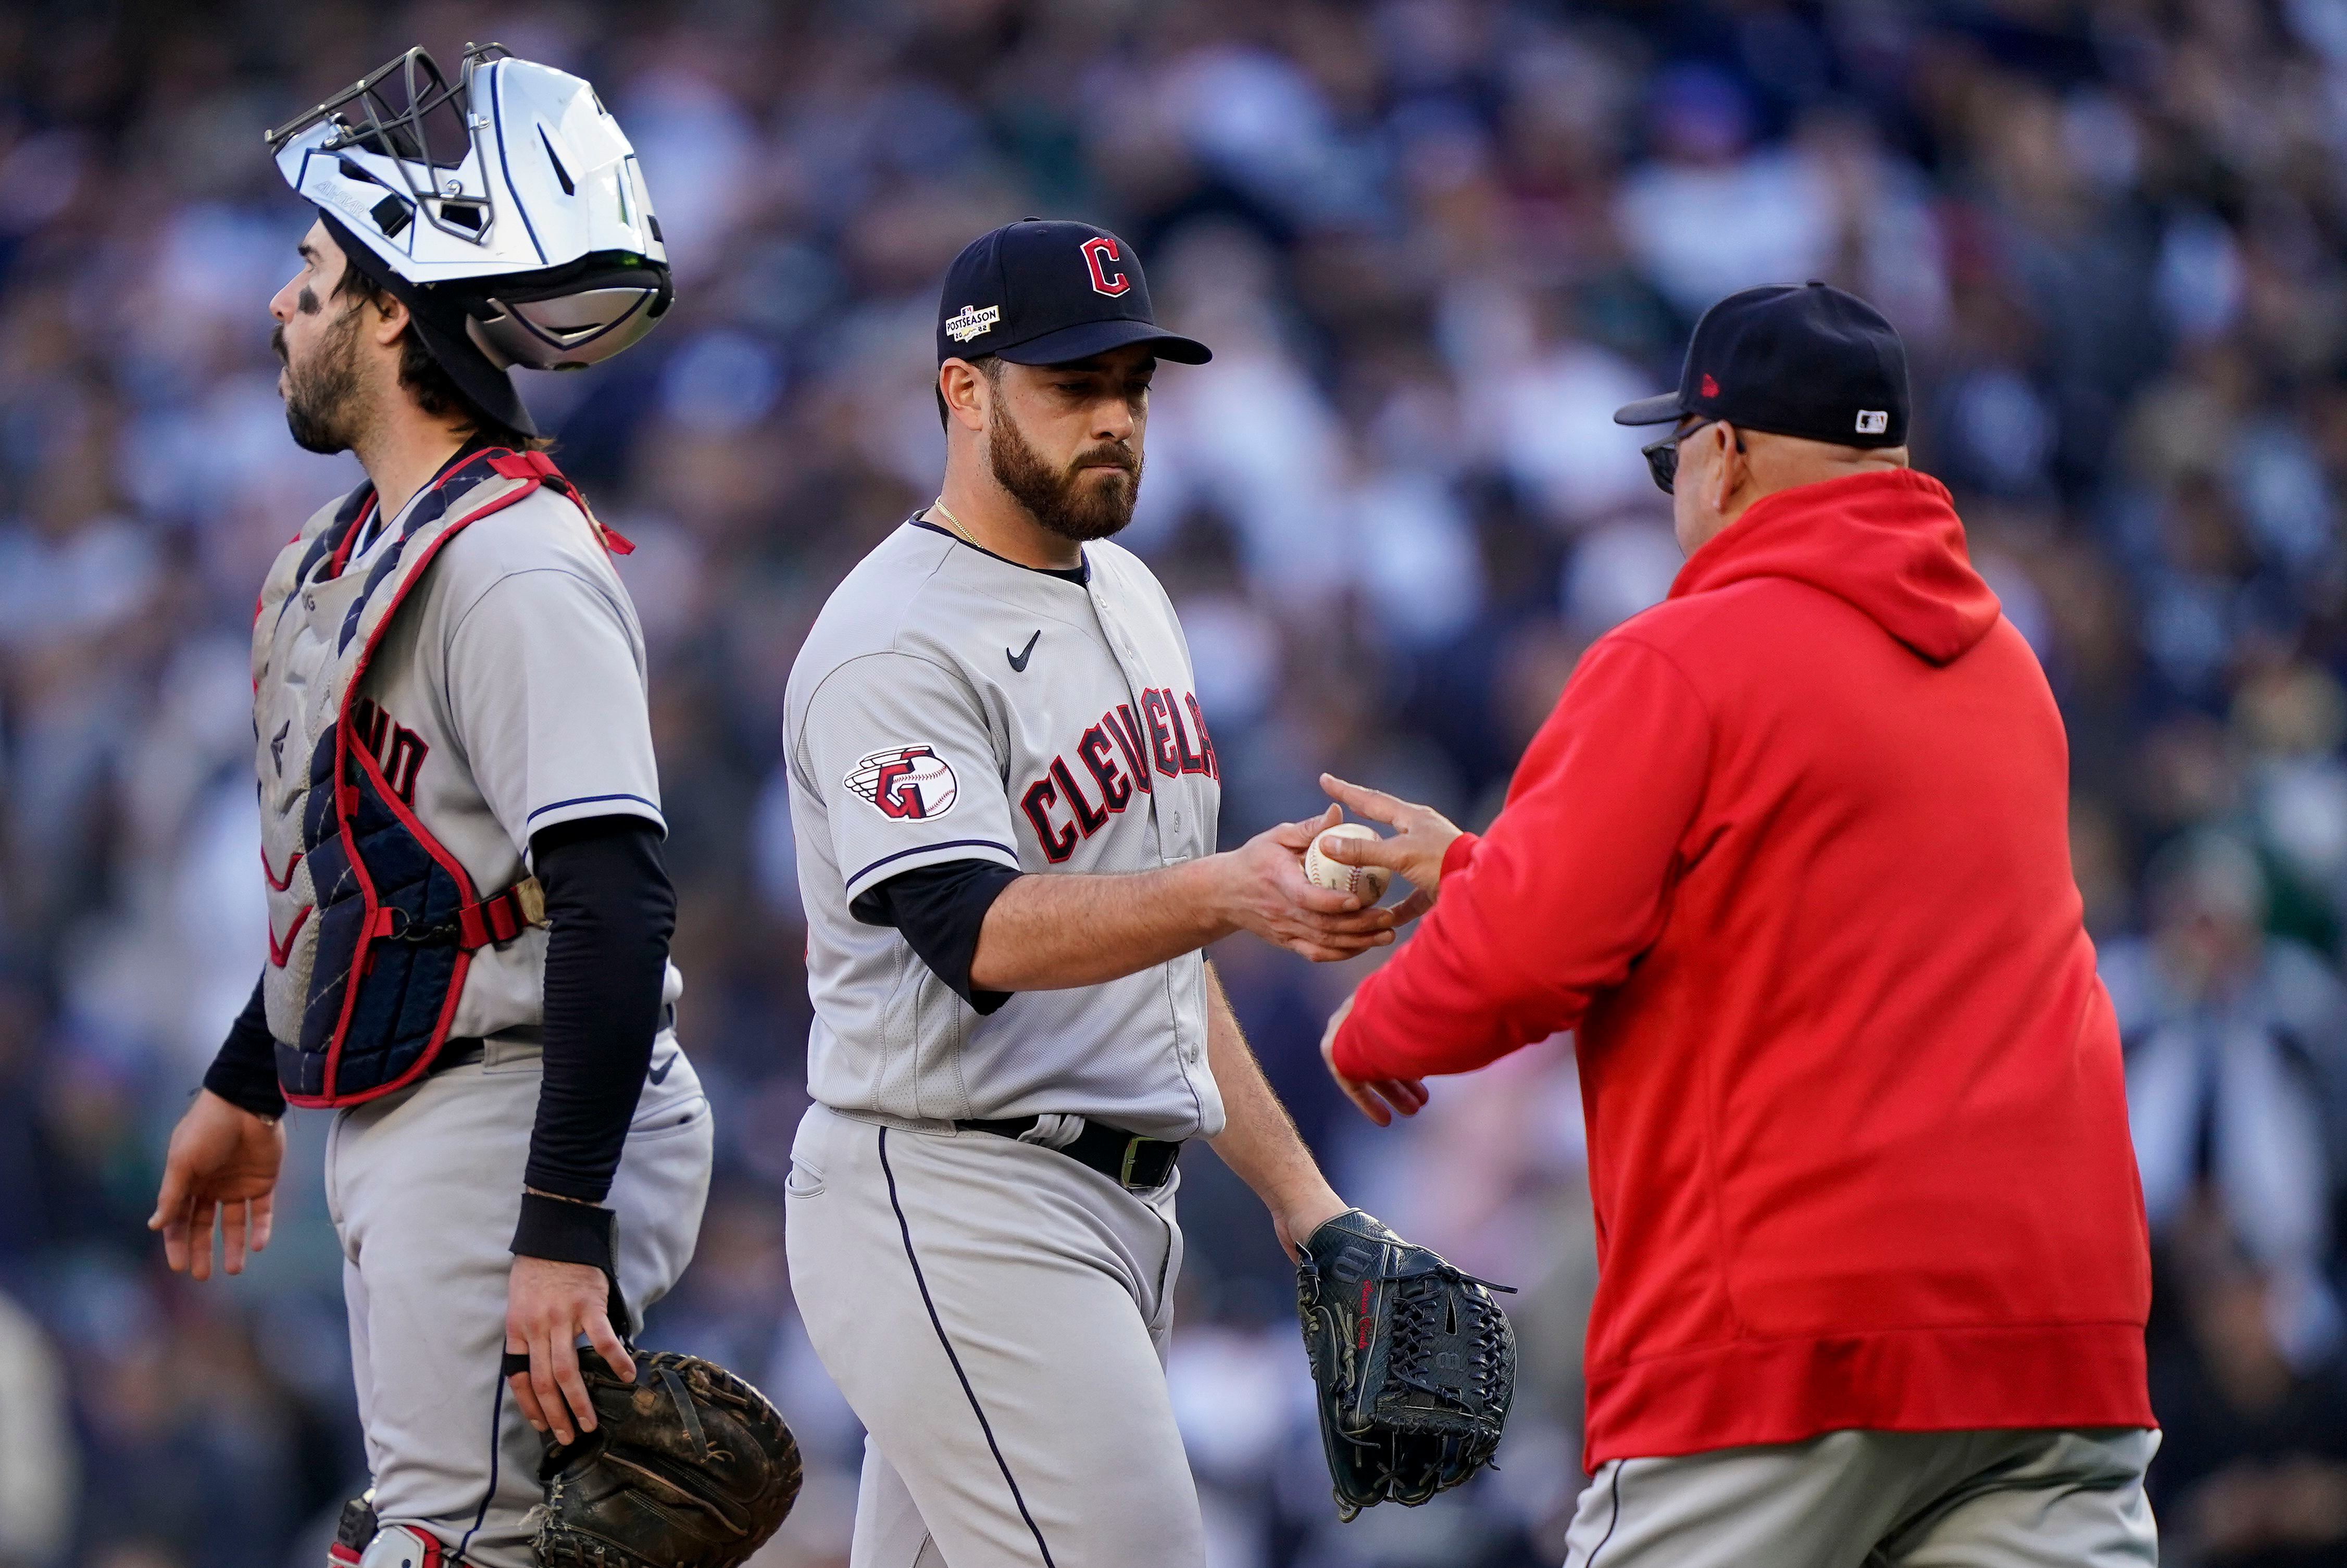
[267, 44, 672, 430]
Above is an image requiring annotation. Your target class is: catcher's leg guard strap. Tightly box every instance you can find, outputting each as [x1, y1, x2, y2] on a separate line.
[359, 1524, 453, 1568]
[328, 1490, 379, 1566]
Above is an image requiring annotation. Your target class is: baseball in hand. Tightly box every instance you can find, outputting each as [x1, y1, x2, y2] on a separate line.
[1304, 822, 1391, 903]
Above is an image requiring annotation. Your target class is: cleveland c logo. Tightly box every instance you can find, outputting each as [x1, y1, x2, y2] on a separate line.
[1081, 235, 1130, 297]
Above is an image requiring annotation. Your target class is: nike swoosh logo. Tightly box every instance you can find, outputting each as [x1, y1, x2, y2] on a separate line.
[1006, 630, 1041, 672]
[270, 720, 290, 776]
[647, 1054, 676, 1085]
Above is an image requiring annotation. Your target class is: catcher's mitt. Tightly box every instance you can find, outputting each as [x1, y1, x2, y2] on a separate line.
[1295, 1208, 1516, 1521]
[532, 1350, 802, 1568]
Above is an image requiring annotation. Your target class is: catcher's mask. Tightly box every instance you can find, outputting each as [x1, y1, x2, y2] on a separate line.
[267, 43, 672, 416]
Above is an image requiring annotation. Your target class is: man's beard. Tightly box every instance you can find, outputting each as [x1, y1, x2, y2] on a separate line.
[275, 305, 368, 455]
[988, 405, 1141, 543]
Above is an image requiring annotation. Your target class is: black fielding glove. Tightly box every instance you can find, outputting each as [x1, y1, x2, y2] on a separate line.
[1295, 1208, 1518, 1521]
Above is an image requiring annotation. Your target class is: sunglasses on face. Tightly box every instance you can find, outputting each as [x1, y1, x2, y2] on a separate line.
[1640, 418, 1740, 495]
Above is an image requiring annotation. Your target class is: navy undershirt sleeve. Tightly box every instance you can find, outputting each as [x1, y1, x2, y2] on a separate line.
[522, 813, 676, 1209]
[851, 858, 1023, 1014]
[203, 973, 287, 1119]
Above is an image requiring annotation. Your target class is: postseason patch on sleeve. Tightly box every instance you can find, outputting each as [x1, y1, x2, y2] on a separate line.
[845, 745, 959, 821]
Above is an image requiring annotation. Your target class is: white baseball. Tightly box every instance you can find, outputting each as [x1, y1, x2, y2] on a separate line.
[1304, 822, 1391, 902]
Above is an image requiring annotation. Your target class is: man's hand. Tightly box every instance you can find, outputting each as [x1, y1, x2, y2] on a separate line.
[149, 1089, 285, 1280]
[1317, 774, 1463, 924]
[1216, 805, 1407, 962]
[507, 1255, 634, 1446]
[1272, 1187, 1353, 1262]
[1322, 992, 1429, 1127]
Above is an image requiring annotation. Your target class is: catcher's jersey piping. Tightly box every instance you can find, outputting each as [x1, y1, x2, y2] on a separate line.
[877, 1126, 1058, 1567]
[525, 790, 663, 828]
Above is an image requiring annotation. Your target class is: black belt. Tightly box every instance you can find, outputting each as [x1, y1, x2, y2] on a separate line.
[956, 1115, 1183, 1193]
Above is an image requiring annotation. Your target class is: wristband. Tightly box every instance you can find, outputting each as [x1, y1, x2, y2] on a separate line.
[203, 1053, 288, 1122]
[509, 1189, 619, 1273]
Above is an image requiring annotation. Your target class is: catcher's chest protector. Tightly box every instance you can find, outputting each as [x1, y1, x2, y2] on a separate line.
[251, 447, 616, 1107]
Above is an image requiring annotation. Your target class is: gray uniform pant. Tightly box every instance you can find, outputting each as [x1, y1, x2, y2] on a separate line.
[784, 1103, 1206, 1568]
[1563, 1427, 2160, 1567]
[326, 1033, 714, 1567]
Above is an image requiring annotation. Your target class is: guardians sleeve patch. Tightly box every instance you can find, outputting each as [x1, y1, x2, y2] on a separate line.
[846, 745, 960, 821]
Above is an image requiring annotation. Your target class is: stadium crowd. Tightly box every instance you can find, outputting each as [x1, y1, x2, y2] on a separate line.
[2, 1, 2346, 1564]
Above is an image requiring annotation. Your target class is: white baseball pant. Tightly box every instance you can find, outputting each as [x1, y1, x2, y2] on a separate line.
[1563, 1425, 2159, 1567]
[784, 1102, 1207, 1568]
[326, 1032, 714, 1567]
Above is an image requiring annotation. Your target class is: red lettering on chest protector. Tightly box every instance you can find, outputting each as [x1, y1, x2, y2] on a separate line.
[1020, 690, 1216, 862]
[351, 697, 429, 806]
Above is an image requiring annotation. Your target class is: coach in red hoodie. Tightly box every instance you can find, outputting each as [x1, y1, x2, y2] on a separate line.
[1316, 284, 2157, 1565]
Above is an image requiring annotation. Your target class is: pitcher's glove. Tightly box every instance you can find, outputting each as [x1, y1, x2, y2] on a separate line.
[1295, 1209, 1516, 1521]
[532, 1350, 802, 1568]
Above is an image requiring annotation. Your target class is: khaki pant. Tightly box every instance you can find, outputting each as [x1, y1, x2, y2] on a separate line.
[1563, 1427, 2159, 1567]
[326, 1033, 714, 1567]
[784, 1103, 1205, 1568]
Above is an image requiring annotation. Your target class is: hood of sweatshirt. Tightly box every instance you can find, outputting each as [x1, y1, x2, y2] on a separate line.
[1668, 467, 2001, 666]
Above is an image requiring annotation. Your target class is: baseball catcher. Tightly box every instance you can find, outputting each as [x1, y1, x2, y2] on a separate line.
[149, 42, 795, 1568]
[1295, 1209, 1517, 1520]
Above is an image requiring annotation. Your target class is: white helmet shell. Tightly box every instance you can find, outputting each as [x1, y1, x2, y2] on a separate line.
[268, 45, 671, 371]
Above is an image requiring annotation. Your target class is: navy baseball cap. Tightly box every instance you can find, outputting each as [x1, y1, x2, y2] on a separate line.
[936, 219, 1210, 367]
[1614, 281, 1908, 448]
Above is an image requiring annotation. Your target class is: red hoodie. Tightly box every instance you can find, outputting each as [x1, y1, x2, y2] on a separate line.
[1334, 468, 2153, 1469]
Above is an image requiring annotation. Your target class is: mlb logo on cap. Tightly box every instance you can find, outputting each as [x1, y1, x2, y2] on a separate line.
[935, 220, 1210, 368]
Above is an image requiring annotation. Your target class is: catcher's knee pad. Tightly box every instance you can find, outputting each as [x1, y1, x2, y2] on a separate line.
[358, 1524, 456, 1568]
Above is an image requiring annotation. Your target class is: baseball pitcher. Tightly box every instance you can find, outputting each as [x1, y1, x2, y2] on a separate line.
[146, 47, 790, 1568]
[781, 220, 1410, 1565]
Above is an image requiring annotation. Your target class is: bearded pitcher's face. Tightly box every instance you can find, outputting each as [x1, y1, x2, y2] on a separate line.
[983, 346, 1155, 542]
[986, 401, 1142, 542]
[267, 219, 371, 456]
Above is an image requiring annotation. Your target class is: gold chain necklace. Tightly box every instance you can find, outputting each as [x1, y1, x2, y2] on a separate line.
[929, 497, 977, 545]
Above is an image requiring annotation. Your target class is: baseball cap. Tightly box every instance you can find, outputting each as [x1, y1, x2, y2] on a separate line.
[935, 219, 1210, 367]
[1613, 281, 1908, 448]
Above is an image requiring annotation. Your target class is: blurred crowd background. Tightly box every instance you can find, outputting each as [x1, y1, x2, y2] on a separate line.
[3, 1, 2347, 1564]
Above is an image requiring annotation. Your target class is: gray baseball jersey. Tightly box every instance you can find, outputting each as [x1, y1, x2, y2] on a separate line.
[257, 476, 684, 1042]
[784, 519, 1228, 1141]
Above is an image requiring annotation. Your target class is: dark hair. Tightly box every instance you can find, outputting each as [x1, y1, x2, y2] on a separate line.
[332, 268, 550, 453]
[935, 354, 1003, 429]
